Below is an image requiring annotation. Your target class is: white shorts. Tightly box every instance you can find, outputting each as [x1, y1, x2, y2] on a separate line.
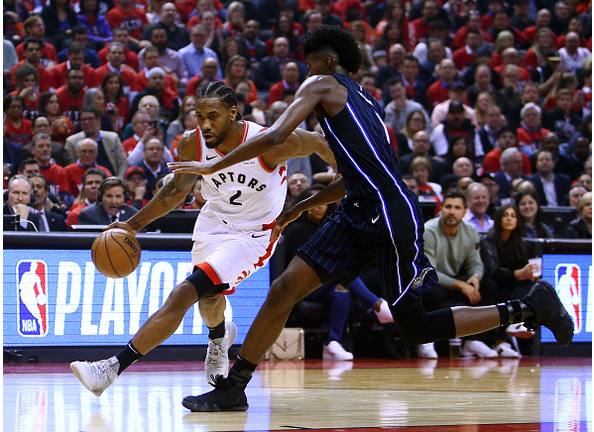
[191, 209, 277, 291]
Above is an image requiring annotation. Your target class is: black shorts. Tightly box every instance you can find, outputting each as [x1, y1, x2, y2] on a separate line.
[297, 190, 437, 306]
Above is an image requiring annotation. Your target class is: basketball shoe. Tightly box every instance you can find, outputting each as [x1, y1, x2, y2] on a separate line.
[205, 321, 237, 386]
[70, 356, 119, 396]
[183, 371, 249, 412]
[521, 279, 574, 346]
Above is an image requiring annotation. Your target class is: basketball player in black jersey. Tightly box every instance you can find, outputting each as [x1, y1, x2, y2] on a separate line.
[170, 25, 574, 412]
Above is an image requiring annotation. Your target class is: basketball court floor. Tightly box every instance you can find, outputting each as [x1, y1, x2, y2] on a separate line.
[3, 356, 591, 431]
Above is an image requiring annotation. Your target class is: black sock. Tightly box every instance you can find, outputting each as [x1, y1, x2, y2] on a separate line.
[115, 341, 143, 375]
[208, 321, 226, 340]
[227, 355, 258, 388]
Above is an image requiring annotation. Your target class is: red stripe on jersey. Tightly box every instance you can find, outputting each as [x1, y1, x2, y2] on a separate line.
[196, 262, 222, 285]
[258, 155, 275, 172]
[195, 126, 202, 162]
[254, 239, 278, 269]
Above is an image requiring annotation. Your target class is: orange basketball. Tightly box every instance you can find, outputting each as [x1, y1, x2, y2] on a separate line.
[91, 229, 141, 278]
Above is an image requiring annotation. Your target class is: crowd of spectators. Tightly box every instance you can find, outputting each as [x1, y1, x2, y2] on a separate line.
[2, 0, 592, 357]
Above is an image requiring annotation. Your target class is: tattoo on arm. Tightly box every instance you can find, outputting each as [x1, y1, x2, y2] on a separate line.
[156, 173, 197, 207]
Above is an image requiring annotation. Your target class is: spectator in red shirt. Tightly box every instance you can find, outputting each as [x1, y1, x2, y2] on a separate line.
[55, 67, 86, 126]
[185, 57, 220, 98]
[122, 111, 151, 156]
[427, 58, 457, 108]
[133, 46, 180, 99]
[452, 11, 493, 50]
[94, 42, 137, 101]
[64, 138, 113, 195]
[516, 103, 552, 156]
[483, 126, 533, 175]
[494, 48, 531, 82]
[408, 0, 440, 49]
[10, 39, 52, 93]
[98, 27, 139, 72]
[30, 133, 72, 201]
[522, 9, 553, 43]
[486, 11, 527, 50]
[452, 29, 483, 73]
[556, 17, 588, 50]
[4, 96, 32, 147]
[125, 166, 150, 209]
[101, 72, 130, 134]
[9, 65, 40, 120]
[268, 61, 301, 108]
[67, 167, 107, 228]
[524, 27, 556, 72]
[49, 43, 97, 90]
[15, 16, 58, 70]
[106, 0, 149, 43]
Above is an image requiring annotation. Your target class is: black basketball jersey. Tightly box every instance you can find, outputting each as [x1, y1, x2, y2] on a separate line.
[316, 73, 402, 198]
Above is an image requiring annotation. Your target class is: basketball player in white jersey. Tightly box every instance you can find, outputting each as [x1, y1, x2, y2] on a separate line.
[70, 82, 336, 396]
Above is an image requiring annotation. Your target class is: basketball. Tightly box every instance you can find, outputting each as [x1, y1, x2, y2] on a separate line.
[91, 229, 141, 278]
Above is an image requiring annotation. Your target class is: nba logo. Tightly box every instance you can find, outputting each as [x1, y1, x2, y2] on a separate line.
[555, 264, 581, 333]
[17, 260, 49, 337]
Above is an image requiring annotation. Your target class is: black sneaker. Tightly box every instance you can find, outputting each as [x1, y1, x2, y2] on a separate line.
[522, 279, 574, 347]
[182, 375, 248, 412]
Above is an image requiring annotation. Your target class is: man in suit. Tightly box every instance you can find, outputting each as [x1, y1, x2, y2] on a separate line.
[28, 173, 67, 231]
[65, 107, 129, 178]
[3, 174, 40, 231]
[495, 147, 527, 200]
[78, 177, 138, 225]
[529, 150, 572, 207]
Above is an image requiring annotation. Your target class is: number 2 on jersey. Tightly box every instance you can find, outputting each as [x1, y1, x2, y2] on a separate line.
[229, 190, 243, 206]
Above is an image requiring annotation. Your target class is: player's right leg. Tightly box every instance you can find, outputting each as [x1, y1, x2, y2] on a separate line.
[71, 268, 218, 396]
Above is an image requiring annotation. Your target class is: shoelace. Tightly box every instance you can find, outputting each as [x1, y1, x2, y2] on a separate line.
[91, 360, 114, 381]
[205, 343, 225, 366]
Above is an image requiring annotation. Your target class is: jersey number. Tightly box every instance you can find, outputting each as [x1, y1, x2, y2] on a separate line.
[229, 190, 243, 206]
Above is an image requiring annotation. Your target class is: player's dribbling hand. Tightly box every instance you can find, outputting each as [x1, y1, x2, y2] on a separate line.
[271, 207, 303, 241]
[105, 221, 138, 237]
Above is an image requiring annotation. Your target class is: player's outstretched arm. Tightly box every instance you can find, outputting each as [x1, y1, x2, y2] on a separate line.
[108, 132, 199, 235]
[168, 76, 333, 175]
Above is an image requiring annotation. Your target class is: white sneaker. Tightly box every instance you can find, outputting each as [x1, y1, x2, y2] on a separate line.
[417, 343, 438, 359]
[506, 323, 535, 339]
[374, 300, 394, 324]
[323, 341, 354, 360]
[461, 340, 498, 359]
[205, 321, 237, 386]
[70, 356, 119, 396]
[495, 342, 520, 358]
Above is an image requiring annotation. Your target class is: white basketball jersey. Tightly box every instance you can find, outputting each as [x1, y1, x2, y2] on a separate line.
[194, 121, 288, 232]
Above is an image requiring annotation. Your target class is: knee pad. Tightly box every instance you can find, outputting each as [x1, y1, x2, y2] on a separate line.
[186, 265, 230, 300]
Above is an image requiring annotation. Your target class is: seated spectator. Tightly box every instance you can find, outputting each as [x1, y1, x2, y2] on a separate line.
[78, 177, 138, 225]
[410, 156, 442, 204]
[559, 32, 591, 74]
[472, 92, 496, 129]
[430, 82, 478, 128]
[522, 9, 553, 43]
[81, 88, 113, 132]
[241, 20, 267, 67]
[483, 126, 532, 175]
[106, 0, 149, 44]
[65, 106, 128, 177]
[77, 0, 113, 46]
[122, 111, 150, 156]
[166, 96, 196, 148]
[400, 55, 429, 109]
[254, 37, 295, 92]
[55, 67, 86, 126]
[399, 131, 451, 182]
[567, 136, 591, 176]
[399, 110, 428, 156]
[384, 78, 429, 134]
[133, 46, 179, 101]
[524, 27, 556, 73]
[23, 116, 69, 167]
[452, 157, 475, 178]
[494, 147, 527, 199]
[28, 173, 67, 231]
[543, 72, 579, 111]
[467, 66, 495, 108]
[101, 72, 130, 134]
[141, 2, 190, 51]
[479, 203, 539, 356]
[452, 29, 484, 73]
[125, 166, 150, 209]
[10, 39, 52, 93]
[266, 14, 304, 61]
[14, 16, 58, 70]
[268, 61, 301, 108]
[56, 26, 100, 68]
[132, 138, 171, 200]
[461, 44, 502, 90]
[64, 138, 113, 195]
[373, 21, 406, 56]
[98, 28, 139, 72]
[516, 103, 552, 156]
[30, 133, 72, 202]
[509, 0, 534, 32]
[94, 43, 136, 101]
[463, 182, 493, 234]
[4, 174, 41, 231]
[40, 0, 79, 50]
[4, 95, 32, 147]
[37, 91, 74, 144]
[485, 11, 526, 53]
[130, 67, 180, 124]
[529, 150, 572, 207]
[184, 176, 206, 210]
[417, 38, 447, 85]
[375, 43, 406, 97]
[169, 111, 198, 161]
[474, 104, 503, 158]
[445, 135, 474, 167]
[426, 59, 457, 108]
[185, 57, 221, 98]
[494, 48, 531, 82]
[138, 25, 188, 87]
[284, 171, 310, 211]
[223, 55, 258, 104]
[430, 100, 475, 157]
[10, 65, 41, 120]
[67, 167, 107, 227]
[514, 188, 553, 238]
[562, 192, 592, 238]
[555, 17, 588, 50]
[452, 11, 493, 50]
[179, 24, 223, 81]
[408, 0, 440, 49]
[49, 43, 97, 90]
[544, 89, 582, 145]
